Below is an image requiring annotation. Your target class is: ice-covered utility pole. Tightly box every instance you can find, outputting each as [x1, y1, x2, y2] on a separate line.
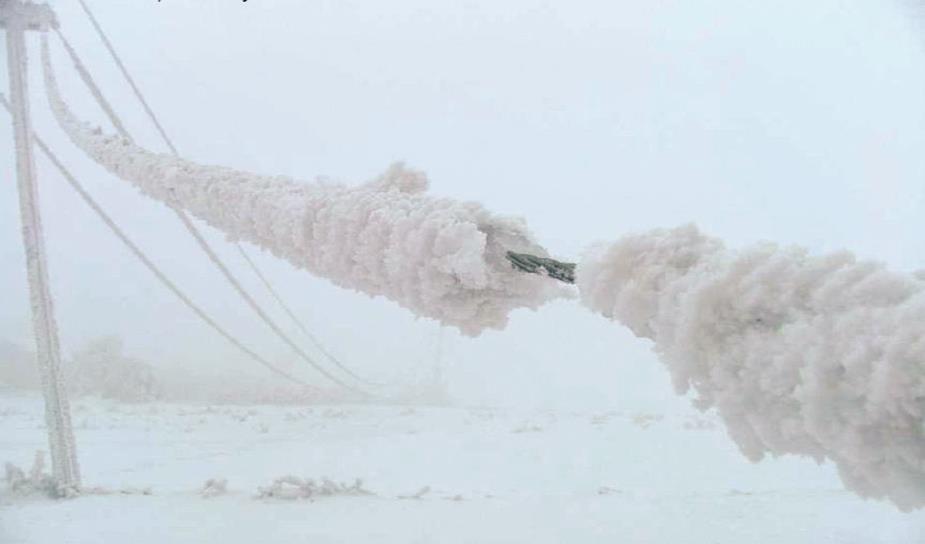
[1, 0, 80, 494]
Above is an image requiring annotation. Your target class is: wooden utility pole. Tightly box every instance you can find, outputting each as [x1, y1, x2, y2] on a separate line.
[1, 0, 80, 494]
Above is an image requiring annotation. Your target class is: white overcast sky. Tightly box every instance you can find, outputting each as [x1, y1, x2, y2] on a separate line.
[1, 0, 923, 408]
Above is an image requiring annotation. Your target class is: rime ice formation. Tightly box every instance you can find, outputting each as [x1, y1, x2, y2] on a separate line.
[41, 45, 563, 336]
[578, 224, 925, 510]
[9, 28, 80, 492]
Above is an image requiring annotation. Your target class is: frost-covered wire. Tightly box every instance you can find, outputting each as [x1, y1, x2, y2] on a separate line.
[171, 206, 365, 392]
[53, 28, 131, 142]
[578, 224, 925, 510]
[55, 24, 385, 388]
[235, 244, 380, 386]
[75, 0, 177, 154]
[46, 34, 369, 392]
[0, 93, 313, 390]
[40, 43, 564, 336]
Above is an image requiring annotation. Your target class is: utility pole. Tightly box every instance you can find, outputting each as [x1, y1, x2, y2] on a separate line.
[1, 0, 80, 494]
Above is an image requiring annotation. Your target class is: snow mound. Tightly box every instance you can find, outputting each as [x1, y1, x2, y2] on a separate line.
[40, 38, 563, 335]
[578, 224, 925, 510]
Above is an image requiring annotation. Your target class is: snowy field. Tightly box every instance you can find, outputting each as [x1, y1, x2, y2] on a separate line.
[2, 391, 923, 544]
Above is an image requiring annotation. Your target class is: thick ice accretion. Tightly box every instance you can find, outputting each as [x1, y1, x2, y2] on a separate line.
[41, 45, 563, 336]
[578, 225, 925, 510]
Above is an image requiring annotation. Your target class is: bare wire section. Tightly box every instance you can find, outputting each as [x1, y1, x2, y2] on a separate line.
[506, 251, 575, 284]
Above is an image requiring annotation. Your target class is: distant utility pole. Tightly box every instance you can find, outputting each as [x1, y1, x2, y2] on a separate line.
[1, 0, 80, 494]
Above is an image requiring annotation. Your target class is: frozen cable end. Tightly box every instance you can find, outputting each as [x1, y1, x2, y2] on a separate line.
[506, 251, 576, 284]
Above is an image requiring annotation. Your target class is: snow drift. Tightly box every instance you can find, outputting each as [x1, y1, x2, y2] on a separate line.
[578, 224, 925, 510]
[40, 41, 562, 335]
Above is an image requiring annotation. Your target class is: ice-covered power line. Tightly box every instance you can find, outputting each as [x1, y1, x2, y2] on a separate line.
[58, 15, 385, 388]
[46, 33, 371, 392]
[75, 0, 177, 155]
[40, 49, 565, 336]
[53, 28, 130, 141]
[577, 225, 925, 511]
[0, 93, 316, 391]
[170, 202, 367, 392]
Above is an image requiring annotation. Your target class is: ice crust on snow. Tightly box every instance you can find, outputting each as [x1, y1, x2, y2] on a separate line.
[577, 224, 925, 510]
[40, 43, 562, 335]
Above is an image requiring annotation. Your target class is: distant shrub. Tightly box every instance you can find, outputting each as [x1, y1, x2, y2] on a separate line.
[66, 336, 163, 402]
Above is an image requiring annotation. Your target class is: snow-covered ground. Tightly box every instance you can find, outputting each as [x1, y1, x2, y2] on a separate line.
[2, 391, 922, 543]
